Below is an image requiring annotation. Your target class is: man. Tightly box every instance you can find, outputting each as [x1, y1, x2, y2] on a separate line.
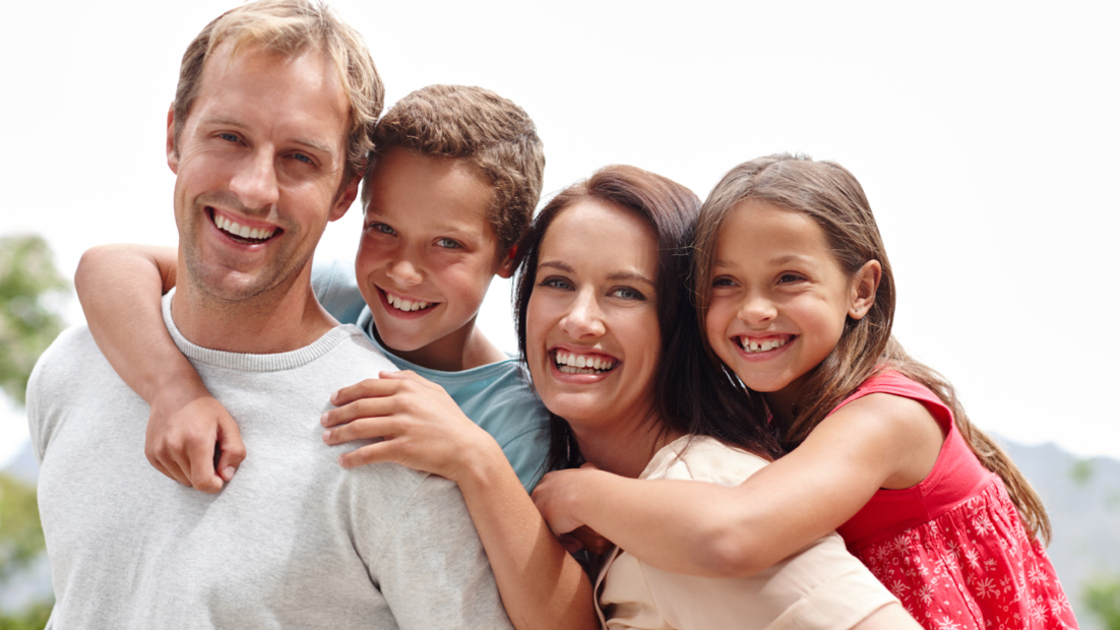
[27, 2, 514, 627]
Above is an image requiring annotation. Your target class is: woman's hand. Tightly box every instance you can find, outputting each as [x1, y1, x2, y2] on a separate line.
[146, 381, 246, 494]
[320, 370, 495, 483]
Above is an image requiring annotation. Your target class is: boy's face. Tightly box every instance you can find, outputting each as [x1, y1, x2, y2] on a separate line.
[356, 147, 513, 366]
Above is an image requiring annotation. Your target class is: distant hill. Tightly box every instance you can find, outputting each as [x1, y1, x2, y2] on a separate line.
[1000, 438, 1120, 630]
[5, 438, 1120, 626]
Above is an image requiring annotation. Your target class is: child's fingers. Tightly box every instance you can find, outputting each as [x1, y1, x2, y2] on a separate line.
[337, 440, 399, 469]
[185, 438, 223, 495]
[321, 396, 396, 428]
[330, 377, 398, 406]
[323, 416, 396, 446]
[215, 414, 246, 482]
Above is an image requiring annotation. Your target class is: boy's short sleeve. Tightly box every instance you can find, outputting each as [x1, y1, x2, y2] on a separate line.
[311, 259, 367, 326]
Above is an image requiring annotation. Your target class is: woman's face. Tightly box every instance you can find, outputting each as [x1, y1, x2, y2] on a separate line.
[526, 199, 662, 433]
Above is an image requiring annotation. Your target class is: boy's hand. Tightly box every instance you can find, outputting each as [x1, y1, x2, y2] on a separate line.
[320, 371, 493, 483]
[145, 388, 246, 494]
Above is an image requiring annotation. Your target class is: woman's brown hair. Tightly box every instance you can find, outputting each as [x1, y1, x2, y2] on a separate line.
[693, 154, 1052, 542]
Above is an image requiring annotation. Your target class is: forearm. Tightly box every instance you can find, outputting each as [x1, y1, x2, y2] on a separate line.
[76, 244, 199, 403]
[457, 445, 597, 630]
[548, 471, 786, 578]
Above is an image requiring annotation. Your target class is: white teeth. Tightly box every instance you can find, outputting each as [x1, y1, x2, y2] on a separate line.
[385, 292, 430, 312]
[214, 213, 276, 241]
[554, 351, 615, 373]
[740, 336, 790, 354]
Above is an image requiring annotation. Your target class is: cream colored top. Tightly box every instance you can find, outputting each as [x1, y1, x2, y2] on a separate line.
[594, 436, 898, 630]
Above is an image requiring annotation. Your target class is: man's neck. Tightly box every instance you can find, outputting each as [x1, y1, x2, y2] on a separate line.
[171, 266, 338, 354]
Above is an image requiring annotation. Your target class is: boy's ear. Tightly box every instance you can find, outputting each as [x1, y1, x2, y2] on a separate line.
[496, 245, 517, 279]
[848, 260, 881, 320]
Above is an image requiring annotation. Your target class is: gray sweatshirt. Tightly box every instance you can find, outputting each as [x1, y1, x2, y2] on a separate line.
[27, 292, 513, 629]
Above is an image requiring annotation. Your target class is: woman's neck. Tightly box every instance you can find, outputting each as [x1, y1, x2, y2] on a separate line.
[572, 411, 682, 479]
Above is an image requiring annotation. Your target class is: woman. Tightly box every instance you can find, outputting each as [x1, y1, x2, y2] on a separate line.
[512, 165, 916, 628]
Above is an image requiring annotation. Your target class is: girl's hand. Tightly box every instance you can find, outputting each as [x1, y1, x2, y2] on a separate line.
[145, 384, 246, 494]
[532, 464, 604, 541]
[320, 370, 494, 483]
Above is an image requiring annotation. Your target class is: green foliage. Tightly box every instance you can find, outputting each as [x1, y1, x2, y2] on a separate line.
[1085, 573, 1120, 630]
[0, 474, 45, 583]
[1070, 458, 1095, 487]
[0, 600, 51, 630]
[0, 234, 69, 406]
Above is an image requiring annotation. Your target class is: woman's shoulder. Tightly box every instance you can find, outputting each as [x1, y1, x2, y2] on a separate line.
[643, 436, 769, 487]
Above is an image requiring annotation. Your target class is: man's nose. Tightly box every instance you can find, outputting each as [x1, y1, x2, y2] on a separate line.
[229, 148, 280, 211]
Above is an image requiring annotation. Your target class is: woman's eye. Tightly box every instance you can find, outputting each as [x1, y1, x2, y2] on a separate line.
[611, 287, 645, 300]
[538, 276, 572, 291]
[436, 237, 462, 249]
[778, 273, 804, 284]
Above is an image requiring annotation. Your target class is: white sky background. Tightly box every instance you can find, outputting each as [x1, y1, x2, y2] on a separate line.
[1, 1, 1118, 465]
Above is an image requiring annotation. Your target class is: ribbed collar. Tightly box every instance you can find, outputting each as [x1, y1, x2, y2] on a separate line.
[162, 289, 356, 372]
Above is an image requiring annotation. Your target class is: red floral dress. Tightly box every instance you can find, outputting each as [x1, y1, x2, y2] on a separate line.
[834, 372, 1078, 629]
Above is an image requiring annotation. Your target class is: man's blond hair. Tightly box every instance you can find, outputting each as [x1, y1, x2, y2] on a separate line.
[172, 0, 384, 182]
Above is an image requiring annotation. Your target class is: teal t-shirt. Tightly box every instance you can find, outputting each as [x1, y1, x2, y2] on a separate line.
[312, 260, 551, 491]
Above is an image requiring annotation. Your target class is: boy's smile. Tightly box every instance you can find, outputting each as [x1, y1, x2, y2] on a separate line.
[356, 147, 513, 370]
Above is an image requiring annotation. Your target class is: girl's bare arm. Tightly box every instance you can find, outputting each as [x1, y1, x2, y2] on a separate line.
[532, 393, 944, 577]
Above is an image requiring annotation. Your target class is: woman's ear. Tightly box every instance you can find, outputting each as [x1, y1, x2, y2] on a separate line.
[848, 260, 882, 320]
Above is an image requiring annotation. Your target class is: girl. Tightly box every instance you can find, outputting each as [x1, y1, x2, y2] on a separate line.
[532, 155, 1078, 630]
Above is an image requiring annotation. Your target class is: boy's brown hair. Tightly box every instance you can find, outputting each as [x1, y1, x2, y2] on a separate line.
[365, 85, 545, 254]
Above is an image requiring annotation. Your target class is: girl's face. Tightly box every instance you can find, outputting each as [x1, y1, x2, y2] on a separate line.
[704, 199, 876, 410]
[526, 199, 662, 433]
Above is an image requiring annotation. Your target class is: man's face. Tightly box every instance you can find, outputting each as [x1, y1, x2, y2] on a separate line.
[167, 42, 356, 305]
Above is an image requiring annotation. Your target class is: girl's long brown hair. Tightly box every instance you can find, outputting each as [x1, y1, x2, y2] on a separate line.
[693, 154, 1052, 543]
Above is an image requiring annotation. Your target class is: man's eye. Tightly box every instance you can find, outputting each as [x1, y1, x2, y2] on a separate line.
[292, 153, 314, 165]
[219, 132, 240, 143]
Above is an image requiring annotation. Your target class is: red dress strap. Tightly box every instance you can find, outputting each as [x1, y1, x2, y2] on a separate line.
[834, 371, 997, 551]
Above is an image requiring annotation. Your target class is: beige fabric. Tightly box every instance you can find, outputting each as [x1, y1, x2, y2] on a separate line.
[594, 436, 898, 630]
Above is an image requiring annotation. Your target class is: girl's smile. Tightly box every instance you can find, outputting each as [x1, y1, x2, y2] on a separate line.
[705, 198, 877, 413]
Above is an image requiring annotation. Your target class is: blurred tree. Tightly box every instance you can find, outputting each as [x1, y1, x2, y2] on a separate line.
[1085, 574, 1120, 630]
[0, 233, 65, 628]
[0, 234, 69, 406]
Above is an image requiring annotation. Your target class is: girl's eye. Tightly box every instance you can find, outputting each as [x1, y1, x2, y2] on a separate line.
[610, 287, 645, 301]
[436, 237, 462, 250]
[711, 276, 736, 288]
[367, 222, 395, 235]
[538, 276, 572, 291]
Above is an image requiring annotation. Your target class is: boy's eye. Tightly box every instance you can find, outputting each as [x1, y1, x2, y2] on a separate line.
[367, 222, 395, 235]
[538, 276, 573, 291]
[610, 287, 645, 301]
[436, 237, 462, 249]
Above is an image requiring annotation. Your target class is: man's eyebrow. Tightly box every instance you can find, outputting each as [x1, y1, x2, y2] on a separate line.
[200, 116, 335, 156]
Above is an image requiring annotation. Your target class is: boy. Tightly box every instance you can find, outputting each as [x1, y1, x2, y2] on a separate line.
[76, 84, 550, 492]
